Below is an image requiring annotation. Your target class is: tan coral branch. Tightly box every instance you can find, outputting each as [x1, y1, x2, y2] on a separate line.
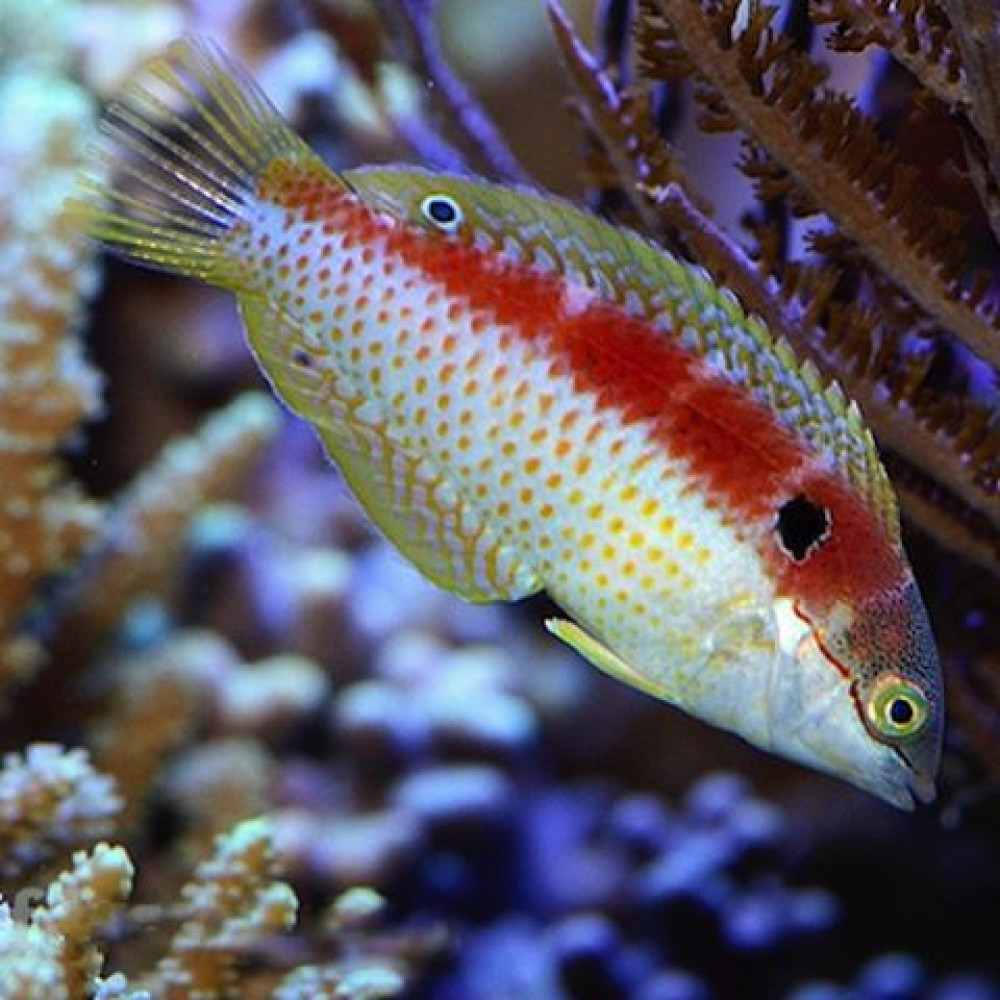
[0, 743, 121, 873]
[142, 817, 297, 999]
[0, 842, 135, 999]
[0, 70, 104, 687]
[54, 393, 280, 658]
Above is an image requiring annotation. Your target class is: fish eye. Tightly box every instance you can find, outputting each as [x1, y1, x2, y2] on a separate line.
[775, 493, 831, 562]
[867, 676, 930, 741]
[420, 194, 463, 231]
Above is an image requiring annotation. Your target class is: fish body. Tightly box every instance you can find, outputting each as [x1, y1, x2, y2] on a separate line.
[74, 38, 943, 808]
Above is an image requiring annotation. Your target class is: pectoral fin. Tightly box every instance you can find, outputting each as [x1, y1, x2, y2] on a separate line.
[545, 618, 668, 701]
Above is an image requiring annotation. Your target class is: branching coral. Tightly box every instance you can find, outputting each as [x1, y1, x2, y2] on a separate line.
[273, 889, 408, 999]
[54, 394, 280, 659]
[274, 965, 404, 1000]
[140, 817, 297, 999]
[0, 842, 134, 999]
[89, 626, 328, 844]
[89, 640, 208, 833]
[0, 744, 121, 874]
[0, 10, 103, 686]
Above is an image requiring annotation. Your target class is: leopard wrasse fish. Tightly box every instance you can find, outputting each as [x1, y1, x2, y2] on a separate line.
[73, 37, 943, 808]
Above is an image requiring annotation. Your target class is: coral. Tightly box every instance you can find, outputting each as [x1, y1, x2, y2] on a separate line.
[74, 3, 186, 97]
[163, 737, 276, 860]
[0, 842, 134, 999]
[274, 965, 404, 1000]
[273, 889, 411, 999]
[271, 885, 439, 999]
[0, 7, 103, 685]
[89, 638, 209, 832]
[0, 744, 121, 875]
[90, 626, 327, 845]
[54, 394, 280, 659]
[213, 652, 330, 738]
[35, 844, 135, 998]
[0, 0, 77, 72]
[139, 817, 297, 999]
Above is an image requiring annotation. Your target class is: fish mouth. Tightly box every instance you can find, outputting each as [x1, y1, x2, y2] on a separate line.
[875, 763, 936, 811]
[905, 767, 937, 807]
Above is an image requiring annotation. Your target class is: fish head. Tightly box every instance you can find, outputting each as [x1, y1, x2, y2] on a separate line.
[765, 477, 942, 810]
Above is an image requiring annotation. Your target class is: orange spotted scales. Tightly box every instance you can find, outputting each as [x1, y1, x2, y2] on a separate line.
[73, 38, 943, 808]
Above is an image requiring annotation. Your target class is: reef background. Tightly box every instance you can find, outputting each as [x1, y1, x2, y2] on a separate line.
[1, 0, 1000, 997]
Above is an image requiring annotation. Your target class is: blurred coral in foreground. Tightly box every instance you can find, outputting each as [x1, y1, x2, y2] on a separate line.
[0, 0, 103, 684]
[0, 0, 999, 998]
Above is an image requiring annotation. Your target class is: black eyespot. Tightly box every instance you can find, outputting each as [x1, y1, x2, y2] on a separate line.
[292, 348, 313, 367]
[775, 493, 831, 562]
[420, 194, 463, 231]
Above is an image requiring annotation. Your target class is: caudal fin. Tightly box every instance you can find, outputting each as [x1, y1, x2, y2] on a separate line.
[71, 36, 313, 285]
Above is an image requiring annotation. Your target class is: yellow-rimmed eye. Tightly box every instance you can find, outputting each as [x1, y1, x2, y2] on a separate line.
[867, 677, 930, 740]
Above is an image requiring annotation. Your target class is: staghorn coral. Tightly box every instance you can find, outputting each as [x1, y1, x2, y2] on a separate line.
[0, 6, 103, 687]
[0, 842, 134, 999]
[89, 639, 209, 833]
[53, 393, 280, 659]
[139, 816, 297, 999]
[274, 965, 404, 1000]
[163, 737, 276, 862]
[272, 889, 409, 1000]
[0, 743, 120, 875]
[89, 625, 328, 847]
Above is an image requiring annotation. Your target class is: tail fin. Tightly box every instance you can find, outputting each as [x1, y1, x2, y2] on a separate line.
[70, 36, 313, 284]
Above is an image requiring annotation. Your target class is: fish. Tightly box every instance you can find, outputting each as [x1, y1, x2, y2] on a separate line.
[71, 37, 943, 809]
